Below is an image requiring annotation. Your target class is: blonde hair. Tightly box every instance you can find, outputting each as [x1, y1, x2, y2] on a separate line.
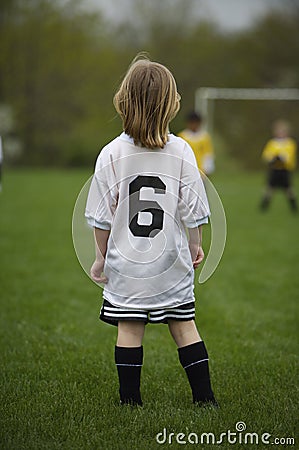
[114, 55, 180, 149]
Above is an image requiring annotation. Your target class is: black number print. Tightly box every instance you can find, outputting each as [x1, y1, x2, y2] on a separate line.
[129, 175, 166, 237]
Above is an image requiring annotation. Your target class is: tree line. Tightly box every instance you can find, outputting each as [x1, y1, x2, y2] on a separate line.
[0, 0, 299, 168]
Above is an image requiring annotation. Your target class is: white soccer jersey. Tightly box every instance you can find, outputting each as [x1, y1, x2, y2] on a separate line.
[85, 133, 210, 309]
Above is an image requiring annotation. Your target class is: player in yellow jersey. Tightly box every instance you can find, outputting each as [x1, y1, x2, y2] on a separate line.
[178, 112, 215, 176]
[260, 119, 297, 212]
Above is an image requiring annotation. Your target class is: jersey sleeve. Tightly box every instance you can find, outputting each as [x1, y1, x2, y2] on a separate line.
[204, 133, 214, 156]
[261, 140, 275, 163]
[179, 143, 210, 228]
[85, 148, 118, 230]
[287, 139, 297, 171]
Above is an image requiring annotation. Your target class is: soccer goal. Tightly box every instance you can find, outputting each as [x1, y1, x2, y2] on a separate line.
[195, 87, 299, 133]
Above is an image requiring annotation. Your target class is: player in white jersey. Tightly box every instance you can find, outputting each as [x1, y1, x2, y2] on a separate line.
[85, 56, 218, 407]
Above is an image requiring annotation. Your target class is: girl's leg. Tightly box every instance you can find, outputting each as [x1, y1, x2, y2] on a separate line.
[115, 321, 145, 406]
[168, 320, 217, 405]
[168, 319, 201, 348]
[260, 186, 273, 211]
[117, 320, 145, 347]
[286, 187, 298, 212]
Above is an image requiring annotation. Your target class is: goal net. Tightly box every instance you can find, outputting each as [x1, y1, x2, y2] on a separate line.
[194, 88, 299, 169]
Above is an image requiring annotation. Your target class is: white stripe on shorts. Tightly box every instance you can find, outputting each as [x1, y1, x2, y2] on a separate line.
[149, 313, 195, 322]
[104, 311, 148, 319]
[150, 307, 195, 316]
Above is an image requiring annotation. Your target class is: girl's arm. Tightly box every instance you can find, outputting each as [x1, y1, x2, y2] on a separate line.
[188, 225, 204, 269]
[90, 228, 110, 283]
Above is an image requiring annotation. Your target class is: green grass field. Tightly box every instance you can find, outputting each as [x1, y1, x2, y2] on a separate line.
[0, 169, 298, 450]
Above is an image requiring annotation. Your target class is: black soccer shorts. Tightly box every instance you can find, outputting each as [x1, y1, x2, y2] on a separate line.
[100, 299, 195, 326]
[268, 169, 290, 189]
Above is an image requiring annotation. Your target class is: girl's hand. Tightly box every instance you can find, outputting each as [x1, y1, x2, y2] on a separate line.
[90, 259, 108, 283]
[189, 243, 205, 269]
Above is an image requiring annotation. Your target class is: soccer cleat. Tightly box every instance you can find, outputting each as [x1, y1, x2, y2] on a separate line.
[259, 197, 270, 211]
[120, 398, 143, 407]
[289, 197, 298, 213]
[194, 397, 219, 409]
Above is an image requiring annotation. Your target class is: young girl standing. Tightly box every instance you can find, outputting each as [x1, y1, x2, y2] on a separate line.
[85, 56, 217, 407]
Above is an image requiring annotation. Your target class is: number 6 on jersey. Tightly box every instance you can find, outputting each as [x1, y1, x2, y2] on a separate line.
[129, 175, 166, 238]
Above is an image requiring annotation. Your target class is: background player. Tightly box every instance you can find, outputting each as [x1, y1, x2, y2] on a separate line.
[178, 111, 215, 176]
[85, 56, 218, 408]
[260, 119, 297, 212]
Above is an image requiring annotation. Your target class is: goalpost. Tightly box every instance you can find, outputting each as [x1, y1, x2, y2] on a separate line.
[195, 88, 299, 133]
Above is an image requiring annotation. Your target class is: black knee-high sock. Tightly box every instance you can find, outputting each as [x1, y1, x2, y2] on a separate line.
[289, 196, 298, 212]
[260, 196, 270, 211]
[115, 346, 143, 406]
[178, 341, 215, 403]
